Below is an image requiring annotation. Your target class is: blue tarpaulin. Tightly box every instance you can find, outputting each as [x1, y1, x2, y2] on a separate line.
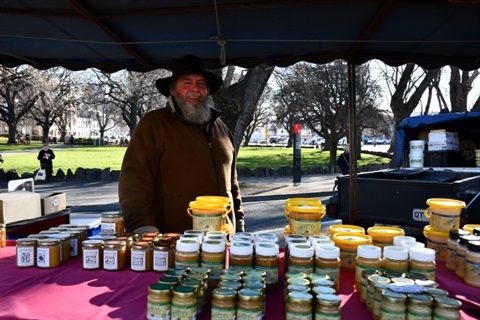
[394, 112, 480, 167]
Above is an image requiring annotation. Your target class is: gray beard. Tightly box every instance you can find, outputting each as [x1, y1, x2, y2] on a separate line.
[174, 95, 213, 124]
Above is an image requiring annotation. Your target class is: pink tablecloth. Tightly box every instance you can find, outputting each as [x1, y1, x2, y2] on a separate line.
[0, 244, 478, 320]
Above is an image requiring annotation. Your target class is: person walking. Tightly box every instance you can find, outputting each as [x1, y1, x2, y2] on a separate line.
[69, 135, 74, 147]
[37, 143, 55, 182]
[118, 54, 245, 235]
[336, 144, 350, 175]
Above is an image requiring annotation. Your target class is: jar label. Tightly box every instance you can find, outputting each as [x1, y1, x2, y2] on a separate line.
[288, 264, 314, 275]
[236, 307, 262, 319]
[465, 258, 480, 279]
[201, 260, 225, 280]
[101, 222, 117, 234]
[211, 306, 236, 319]
[381, 308, 406, 320]
[286, 310, 312, 319]
[315, 266, 339, 284]
[339, 249, 356, 269]
[171, 304, 196, 320]
[104, 250, 119, 270]
[174, 258, 199, 268]
[290, 217, 320, 236]
[131, 251, 147, 271]
[69, 238, 79, 257]
[83, 249, 100, 269]
[37, 247, 50, 268]
[154, 250, 170, 272]
[314, 311, 341, 319]
[147, 301, 171, 320]
[256, 264, 279, 284]
[17, 247, 35, 267]
[430, 212, 459, 232]
[426, 239, 447, 260]
[406, 310, 432, 319]
[192, 213, 223, 232]
[229, 263, 253, 271]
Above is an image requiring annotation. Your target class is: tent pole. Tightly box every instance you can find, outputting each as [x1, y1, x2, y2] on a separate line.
[348, 62, 359, 224]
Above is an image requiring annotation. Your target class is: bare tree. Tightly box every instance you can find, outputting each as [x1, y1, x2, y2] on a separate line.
[449, 66, 479, 112]
[242, 85, 274, 146]
[0, 66, 38, 144]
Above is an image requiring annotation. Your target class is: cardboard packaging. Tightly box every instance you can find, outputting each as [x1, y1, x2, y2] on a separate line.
[41, 192, 67, 215]
[0, 191, 42, 224]
[428, 129, 459, 151]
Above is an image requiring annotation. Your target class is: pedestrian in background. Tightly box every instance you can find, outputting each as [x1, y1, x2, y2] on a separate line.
[336, 144, 350, 175]
[69, 135, 74, 147]
[37, 143, 55, 182]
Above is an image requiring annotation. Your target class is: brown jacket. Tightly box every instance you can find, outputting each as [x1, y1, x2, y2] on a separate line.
[118, 101, 244, 233]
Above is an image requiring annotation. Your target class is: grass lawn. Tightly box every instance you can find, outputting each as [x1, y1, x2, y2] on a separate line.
[0, 138, 390, 175]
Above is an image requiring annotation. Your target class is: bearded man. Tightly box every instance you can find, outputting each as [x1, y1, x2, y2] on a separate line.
[118, 54, 245, 235]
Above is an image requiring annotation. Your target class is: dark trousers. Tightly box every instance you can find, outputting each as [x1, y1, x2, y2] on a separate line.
[42, 162, 53, 181]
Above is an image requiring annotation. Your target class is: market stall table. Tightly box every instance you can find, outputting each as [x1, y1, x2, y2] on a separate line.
[0, 243, 478, 319]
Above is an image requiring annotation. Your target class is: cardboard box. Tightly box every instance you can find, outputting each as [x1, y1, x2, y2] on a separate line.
[428, 129, 459, 151]
[0, 191, 42, 224]
[41, 192, 67, 215]
[428, 141, 460, 151]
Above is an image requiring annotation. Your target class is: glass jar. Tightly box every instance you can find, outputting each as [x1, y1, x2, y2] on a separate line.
[186, 272, 209, 310]
[237, 288, 263, 320]
[409, 248, 436, 281]
[360, 269, 378, 304]
[147, 283, 171, 320]
[229, 242, 254, 271]
[101, 212, 124, 235]
[158, 275, 181, 288]
[68, 226, 88, 244]
[445, 229, 469, 271]
[255, 242, 280, 293]
[464, 240, 480, 288]
[455, 235, 480, 278]
[0, 223, 6, 248]
[383, 246, 409, 274]
[37, 238, 61, 268]
[315, 245, 340, 293]
[201, 240, 226, 288]
[355, 245, 382, 292]
[175, 239, 200, 268]
[288, 244, 314, 274]
[171, 285, 197, 320]
[153, 239, 175, 272]
[380, 290, 407, 320]
[407, 293, 433, 320]
[116, 234, 134, 261]
[65, 230, 81, 257]
[367, 275, 390, 313]
[131, 241, 153, 271]
[82, 239, 104, 270]
[315, 293, 341, 320]
[16, 238, 37, 268]
[372, 283, 389, 320]
[286, 291, 313, 319]
[433, 296, 462, 320]
[103, 240, 126, 271]
[48, 233, 70, 263]
[211, 288, 236, 319]
[181, 278, 203, 316]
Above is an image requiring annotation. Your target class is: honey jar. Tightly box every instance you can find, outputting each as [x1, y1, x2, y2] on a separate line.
[16, 238, 37, 268]
[36, 238, 61, 268]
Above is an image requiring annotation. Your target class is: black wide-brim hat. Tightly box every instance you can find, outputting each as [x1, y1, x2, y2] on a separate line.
[155, 54, 223, 97]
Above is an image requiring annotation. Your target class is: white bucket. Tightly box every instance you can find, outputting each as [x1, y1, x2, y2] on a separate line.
[409, 140, 426, 154]
[409, 153, 424, 168]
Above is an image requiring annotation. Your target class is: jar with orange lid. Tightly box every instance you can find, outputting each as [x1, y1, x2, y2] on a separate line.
[82, 239, 103, 270]
[455, 234, 480, 278]
[131, 241, 153, 271]
[103, 240, 126, 271]
[424, 225, 449, 262]
[229, 242, 254, 271]
[16, 238, 37, 268]
[37, 238, 61, 268]
[147, 283, 171, 320]
[286, 291, 313, 319]
[153, 238, 174, 272]
[367, 226, 404, 248]
[446, 229, 469, 271]
[464, 240, 480, 288]
[315, 245, 340, 292]
[237, 288, 263, 320]
[211, 288, 236, 319]
[255, 242, 280, 293]
[409, 247, 436, 281]
[383, 246, 409, 274]
[332, 232, 372, 272]
[288, 244, 314, 274]
[101, 212, 124, 235]
[355, 245, 382, 292]
[175, 239, 200, 268]
[171, 285, 197, 319]
[201, 240, 225, 288]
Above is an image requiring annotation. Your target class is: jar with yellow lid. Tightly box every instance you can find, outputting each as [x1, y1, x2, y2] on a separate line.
[16, 238, 37, 268]
[147, 283, 171, 320]
[255, 242, 280, 293]
[332, 232, 372, 272]
[383, 246, 409, 274]
[187, 199, 230, 233]
[315, 293, 341, 320]
[409, 247, 436, 281]
[372, 283, 389, 320]
[380, 290, 407, 320]
[424, 198, 465, 233]
[455, 234, 480, 278]
[82, 239, 103, 270]
[101, 212, 124, 235]
[48, 233, 71, 263]
[288, 244, 314, 274]
[315, 245, 340, 292]
[367, 275, 390, 313]
[407, 293, 433, 320]
[464, 240, 480, 288]
[171, 285, 197, 319]
[201, 240, 225, 288]
[152, 238, 174, 272]
[229, 242, 254, 271]
[37, 238, 61, 268]
[284, 201, 326, 236]
[131, 241, 153, 271]
[433, 296, 462, 320]
[0, 223, 6, 248]
[211, 288, 236, 319]
[103, 240, 126, 271]
[446, 229, 469, 271]
[175, 239, 200, 268]
[367, 226, 404, 248]
[328, 224, 365, 237]
[423, 225, 449, 262]
[286, 291, 313, 319]
[463, 224, 480, 235]
[237, 288, 263, 320]
[355, 245, 382, 292]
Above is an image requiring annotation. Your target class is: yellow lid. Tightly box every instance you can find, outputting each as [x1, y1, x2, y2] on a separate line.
[329, 224, 365, 235]
[367, 226, 405, 237]
[196, 196, 230, 204]
[463, 224, 480, 234]
[286, 204, 326, 214]
[426, 198, 466, 209]
[286, 198, 322, 206]
[423, 225, 449, 238]
[188, 201, 228, 210]
[332, 232, 372, 245]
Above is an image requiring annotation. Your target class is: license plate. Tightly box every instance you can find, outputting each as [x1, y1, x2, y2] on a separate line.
[412, 208, 429, 222]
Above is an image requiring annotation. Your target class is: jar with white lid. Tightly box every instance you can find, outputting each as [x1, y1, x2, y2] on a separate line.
[201, 240, 225, 287]
[455, 234, 480, 279]
[315, 245, 340, 292]
[464, 240, 480, 288]
[393, 236, 416, 246]
[255, 232, 278, 244]
[255, 242, 280, 293]
[409, 247, 436, 281]
[383, 246, 409, 274]
[288, 244, 314, 274]
[175, 239, 200, 268]
[355, 245, 382, 292]
[446, 229, 469, 271]
[229, 242, 254, 271]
